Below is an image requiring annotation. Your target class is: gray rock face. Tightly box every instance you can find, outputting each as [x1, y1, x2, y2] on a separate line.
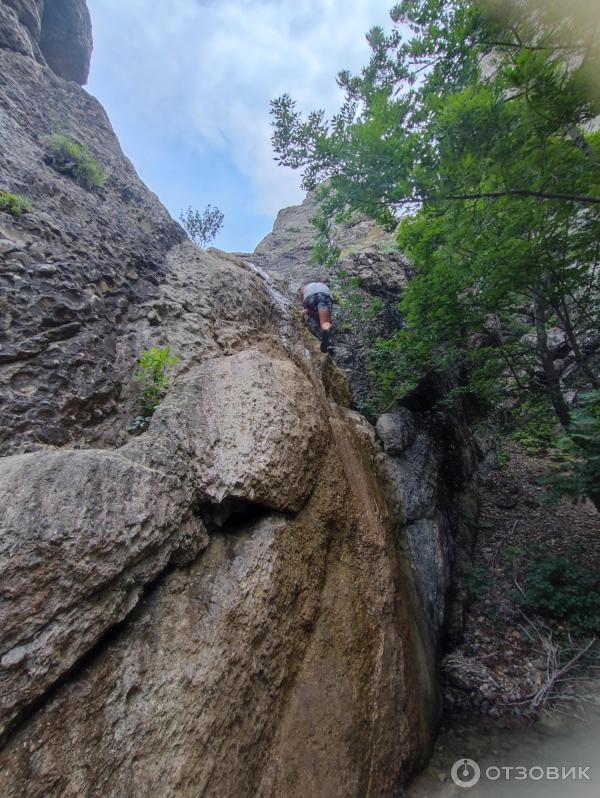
[39, 0, 93, 84]
[3, 0, 43, 41]
[376, 411, 479, 642]
[0, 0, 92, 83]
[0, 2, 38, 58]
[376, 408, 417, 455]
[0, 44, 184, 455]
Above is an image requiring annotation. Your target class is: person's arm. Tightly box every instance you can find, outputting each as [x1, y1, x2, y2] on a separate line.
[299, 287, 309, 318]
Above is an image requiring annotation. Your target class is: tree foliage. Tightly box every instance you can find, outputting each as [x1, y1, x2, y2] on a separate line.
[271, 0, 600, 504]
[541, 390, 600, 507]
[180, 204, 224, 248]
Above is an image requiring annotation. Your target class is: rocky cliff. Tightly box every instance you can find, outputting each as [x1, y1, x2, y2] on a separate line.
[0, 2, 480, 795]
[0, 3, 444, 795]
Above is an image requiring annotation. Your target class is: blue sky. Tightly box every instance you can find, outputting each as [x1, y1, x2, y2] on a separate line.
[86, 0, 392, 252]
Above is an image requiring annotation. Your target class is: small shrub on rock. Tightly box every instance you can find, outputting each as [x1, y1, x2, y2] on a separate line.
[46, 133, 107, 190]
[128, 346, 181, 434]
[0, 191, 32, 216]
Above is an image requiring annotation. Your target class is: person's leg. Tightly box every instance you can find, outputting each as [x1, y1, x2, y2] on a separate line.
[318, 306, 332, 331]
[317, 295, 334, 353]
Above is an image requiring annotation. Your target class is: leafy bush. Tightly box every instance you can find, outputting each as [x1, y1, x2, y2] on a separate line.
[510, 396, 557, 454]
[0, 191, 32, 216]
[541, 391, 600, 508]
[47, 133, 107, 189]
[510, 545, 600, 636]
[130, 347, 181, 432]
[465, 563, 496, 600]
[180, 205, 224, 248]
[495, 446, 510, 471]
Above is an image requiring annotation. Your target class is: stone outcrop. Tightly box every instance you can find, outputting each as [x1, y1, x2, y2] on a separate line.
[0, 0, 92, 83]
[0, 242, 440, 794]
[249, 192, 411, 404]
[39, 0, 92, 84]
[0, 3, 444, 794]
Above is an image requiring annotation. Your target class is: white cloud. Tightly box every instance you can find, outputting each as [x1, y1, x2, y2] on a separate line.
[88, 0, 392, 215]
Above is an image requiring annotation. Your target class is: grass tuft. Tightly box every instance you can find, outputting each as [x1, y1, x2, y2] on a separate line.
[46, 133, 107, 190]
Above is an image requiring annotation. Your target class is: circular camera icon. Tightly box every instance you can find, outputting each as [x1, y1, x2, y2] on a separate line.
[451, 758, 481, 788]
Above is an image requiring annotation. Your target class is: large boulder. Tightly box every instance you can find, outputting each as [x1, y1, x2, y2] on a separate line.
[376, 410, 479, 643]
[39, 0, 92, 84]
[161, 350, 328, 512]
[0, 348, 328, 743]
[0, 0, 92, 84]
[0, 372, 439, 797]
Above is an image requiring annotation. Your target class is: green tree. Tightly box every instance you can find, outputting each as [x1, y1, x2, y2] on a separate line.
[271, 0, 600, 482]
[180, 204, 224, 248]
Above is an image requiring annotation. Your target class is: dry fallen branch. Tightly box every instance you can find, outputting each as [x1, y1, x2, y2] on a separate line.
[530, 637, 597, 709]
[505, 613, 598, 711]
[491, 519, 520, 568]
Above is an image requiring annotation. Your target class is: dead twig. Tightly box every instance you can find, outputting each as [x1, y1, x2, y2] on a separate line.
[491, 519, 521, 568]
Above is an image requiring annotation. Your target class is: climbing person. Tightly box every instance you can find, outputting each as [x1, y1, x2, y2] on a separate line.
[299, 281, 334, 354]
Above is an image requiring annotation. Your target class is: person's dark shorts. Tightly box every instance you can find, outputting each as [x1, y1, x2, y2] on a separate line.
[304, 292, 333, 313]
